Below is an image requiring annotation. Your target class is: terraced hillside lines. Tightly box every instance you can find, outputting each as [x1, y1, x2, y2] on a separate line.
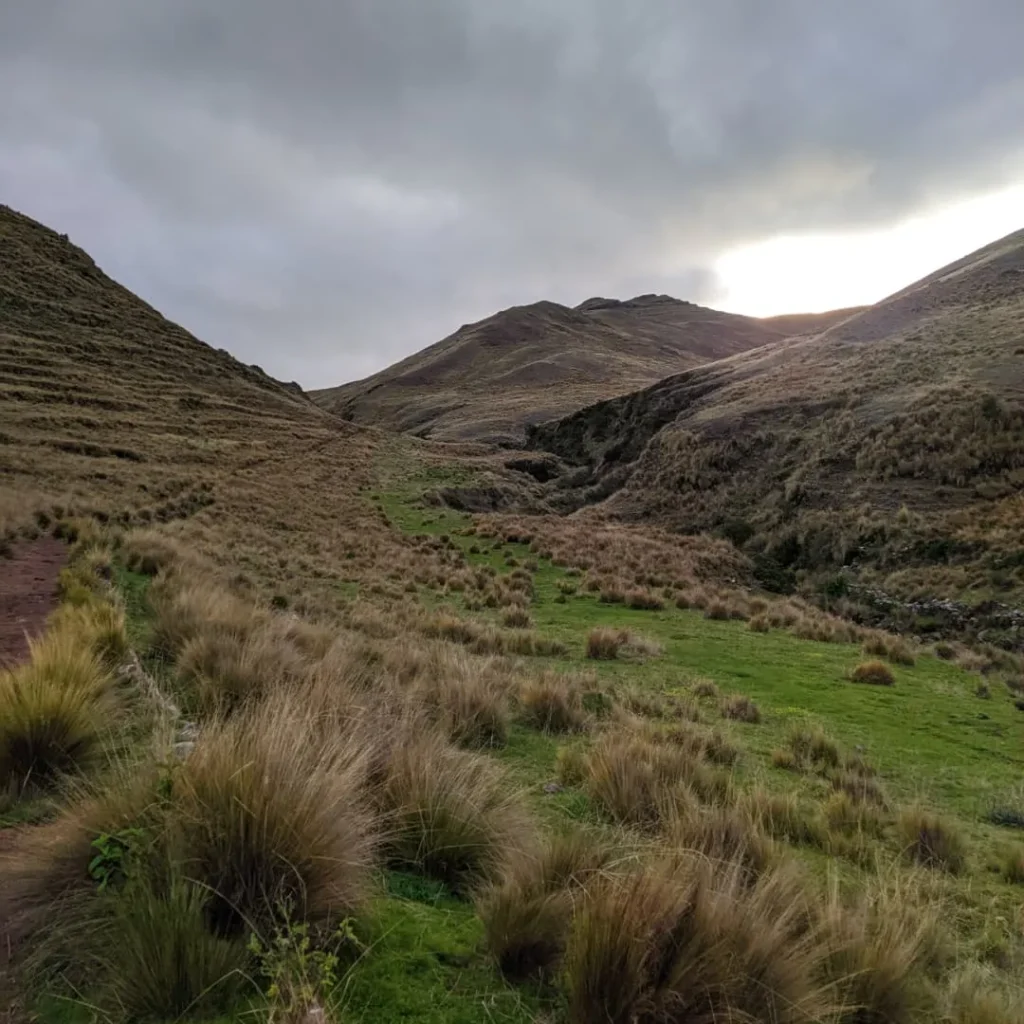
[524, 228, 1024, 610]
[311, 295, 795, 444]
[1, 206, 329, 521]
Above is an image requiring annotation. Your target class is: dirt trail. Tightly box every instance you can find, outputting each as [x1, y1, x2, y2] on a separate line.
[0, 536, 66, 668]
[0, 537, 66, 1019]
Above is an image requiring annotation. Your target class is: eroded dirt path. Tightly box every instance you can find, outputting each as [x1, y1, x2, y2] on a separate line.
[0, 537, 65, 1019]
[0, 536, 65, 669]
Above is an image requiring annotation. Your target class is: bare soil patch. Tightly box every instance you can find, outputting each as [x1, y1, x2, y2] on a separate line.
[0, 537, 65, 668]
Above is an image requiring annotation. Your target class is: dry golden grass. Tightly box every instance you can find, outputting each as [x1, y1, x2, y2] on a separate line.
[720, 693, 761, 723]
[851, 659, 897, 686]
[564, 856, 831, 1024]
[0, 623, 117, 800]
[898, 807, 968, 874]
[477, 829, 619, 980]
[518, 672, 589, 733]
[583, 730, 728, 829]
[173, 694, 377, 935]
[379, 728, 536, 889]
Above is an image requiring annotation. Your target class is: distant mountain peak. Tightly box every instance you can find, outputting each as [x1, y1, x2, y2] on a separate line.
[576, 294, 693, 313]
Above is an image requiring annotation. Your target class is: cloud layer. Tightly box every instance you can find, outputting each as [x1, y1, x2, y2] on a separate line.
[2, 1, 1023, 384]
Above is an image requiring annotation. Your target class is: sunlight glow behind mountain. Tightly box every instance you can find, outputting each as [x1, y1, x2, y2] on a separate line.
[714, 182, 1024, 317]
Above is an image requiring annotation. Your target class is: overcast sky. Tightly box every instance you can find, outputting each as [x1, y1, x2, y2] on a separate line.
[2, 2, 1023, 387]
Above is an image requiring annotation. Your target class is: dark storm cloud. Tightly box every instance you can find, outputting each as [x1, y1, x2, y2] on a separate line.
[1, 1, 1022, 384]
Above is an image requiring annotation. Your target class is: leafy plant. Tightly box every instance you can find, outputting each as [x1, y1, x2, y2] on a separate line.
[88, 826, 148, 891]
[249, 913, 363, 1022]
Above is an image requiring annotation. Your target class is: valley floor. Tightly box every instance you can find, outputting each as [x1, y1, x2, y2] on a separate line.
[2, 440, 1023, 1024]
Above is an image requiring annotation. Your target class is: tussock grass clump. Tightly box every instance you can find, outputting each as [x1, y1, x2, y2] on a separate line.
[0, 628, 116, 799]
[478, 830, 618, 980]
[174, 697, 377, 935]
[90, 870, 249, 1018]
[586, 626, 664, 662]
[518, 673, 589, 734]
[748, 613, 770, 632]
[0, 766, 184, 973]
[500, 606, 533, 630]
[690, 678, 719, 700]
[122, 529, 191, 576]
[415, 669, 510, 750]
[625, 587, 665, 611]
[863, 631, 916, 666]
[823, 876, 945, 1024]
[898, 807, 967, 873]
[720, 693, 761, 723]
[584, 732, 722, 828]
[850, 660, 896, 686]
[619, 688, 700, 724]
[824, 791, 887, 838]
[421, 611, 567, 658]
[1000, 847, 1024, 884]
[586, 627, 626, 660]
[830, 768, 887, 807]
[772, 747, 800, 771]
[664, 723, 740, 766]
[743, 788, 829, 849]
[556, 743, 589, 787]
[666, 804, 777, 881]
[51, 599, 129, 669]
[620, 632, 664, 661]
[941, 967, 1023, 1024]
[150, 573, 266, 659]
[788, 725, 841, 769]
[381, 730, 535, 889]
[176, 630, 307, 717]
[704, 599, 732, 620]
[564, 857, 829, 1024]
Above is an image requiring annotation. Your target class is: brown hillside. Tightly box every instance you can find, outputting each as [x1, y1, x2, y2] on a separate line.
[759, 306, 867, 336]
[311, 295, 796, 444]
[525, 228, 1024, 609]
[0, 204, 439, 611]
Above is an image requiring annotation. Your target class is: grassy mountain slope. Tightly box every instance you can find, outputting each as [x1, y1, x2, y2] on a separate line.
[310, 295, 795, 444]
[759, 305, 867, 336]
[0, 204, 445, 617]
[526, 228, 1024, 610]
[3, 206, 1024, 1024]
